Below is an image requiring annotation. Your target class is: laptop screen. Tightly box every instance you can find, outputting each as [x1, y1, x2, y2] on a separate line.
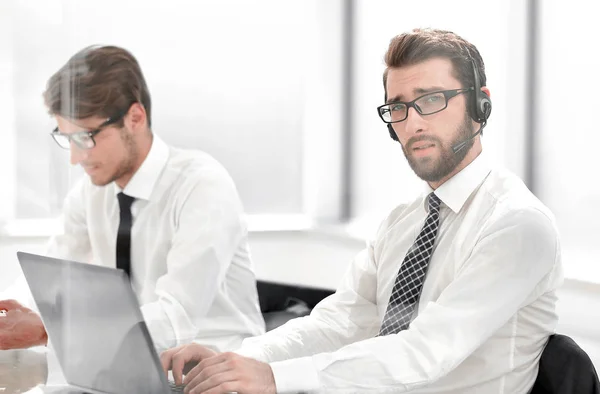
[17, 252, 170, 394]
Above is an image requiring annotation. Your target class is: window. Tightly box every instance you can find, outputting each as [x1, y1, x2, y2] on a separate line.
[536, 0, 600, 281]
[4, 0, 346, 223]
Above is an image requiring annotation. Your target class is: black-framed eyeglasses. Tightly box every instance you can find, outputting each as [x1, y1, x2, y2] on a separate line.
[50, 107, 130, 150]
[377, 88, 473, 124]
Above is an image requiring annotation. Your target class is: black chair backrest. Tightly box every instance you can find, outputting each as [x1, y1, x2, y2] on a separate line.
[531, 334, 600, 394]
[256, 280, 334, 331]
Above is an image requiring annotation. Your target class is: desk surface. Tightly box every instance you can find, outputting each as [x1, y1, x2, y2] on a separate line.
[0, 347, 176, 393]
[0, 348, 50, 393]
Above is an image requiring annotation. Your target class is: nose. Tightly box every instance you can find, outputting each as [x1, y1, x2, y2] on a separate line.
[69, 143, 89, 165]
[404, 106, 427, 135]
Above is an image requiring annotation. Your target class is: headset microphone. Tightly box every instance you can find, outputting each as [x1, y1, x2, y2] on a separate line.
[451, 122, 484, 154]
[451, 101, 491, 154]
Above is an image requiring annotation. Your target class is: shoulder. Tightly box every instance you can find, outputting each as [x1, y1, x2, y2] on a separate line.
[163, 146, 238, 192]
[481, 168, 556, 228]
[476, 168, 560, 253]
[161, 147, 243, 212]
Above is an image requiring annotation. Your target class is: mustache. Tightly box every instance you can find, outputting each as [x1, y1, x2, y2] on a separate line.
[406, 135, 441, 150]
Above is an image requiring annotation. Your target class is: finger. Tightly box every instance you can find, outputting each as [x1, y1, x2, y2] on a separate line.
[183, 357, 232, 386]
[181, 363, 203, 387]
[160, 346, 180, 376]
[172, 349, 193, 386]
[0, 312, 17, 329]
[205, 382, 238, 394]
[185, 371, 236, 394]
[196, 352, 236, 371]
[160, 344, 191, 375]
[0, 314, 10, 327]
[0, 299, 21, 309]
[172, 345, 215, 385]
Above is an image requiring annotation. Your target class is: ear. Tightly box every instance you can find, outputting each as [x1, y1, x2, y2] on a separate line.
[481, 86, 491, 98]
[125, 102, 148, 132]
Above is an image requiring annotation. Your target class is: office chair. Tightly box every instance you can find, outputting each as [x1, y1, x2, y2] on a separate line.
[256, 280, 333, 331]
[530, 334, 600, 394]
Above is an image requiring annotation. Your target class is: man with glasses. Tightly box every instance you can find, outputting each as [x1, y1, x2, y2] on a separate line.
[161, 28, 563, 394]
[0, 45, 265, 353]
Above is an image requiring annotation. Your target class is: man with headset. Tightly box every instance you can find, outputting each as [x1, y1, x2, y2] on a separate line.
[160, 28, 563, 393]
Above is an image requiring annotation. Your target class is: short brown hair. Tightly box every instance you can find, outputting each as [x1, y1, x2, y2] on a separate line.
[43, 45, 152, 127]
[383, 28, 486, 99]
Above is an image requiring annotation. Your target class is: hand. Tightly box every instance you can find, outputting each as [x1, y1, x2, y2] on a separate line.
[183, 352, 276, 394]
[160, 343, 218, 386]
[0, 300, 48, 350]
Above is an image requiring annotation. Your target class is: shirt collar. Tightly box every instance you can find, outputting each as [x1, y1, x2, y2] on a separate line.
[423, 150, 492, 214]
[113, 135, 169, 201]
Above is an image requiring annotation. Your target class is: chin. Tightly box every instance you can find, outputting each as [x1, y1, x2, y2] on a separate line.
[410, 158, 437, 174]
[411, 161, 448, 183]
[89, 175, 112, 187]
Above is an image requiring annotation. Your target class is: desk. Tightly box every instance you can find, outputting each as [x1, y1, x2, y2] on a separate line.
[0, 348, 50, 393]
[0, 347, 172, 393]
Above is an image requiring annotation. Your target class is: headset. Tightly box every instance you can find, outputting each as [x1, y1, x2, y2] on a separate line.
[385, 52, 492, 154]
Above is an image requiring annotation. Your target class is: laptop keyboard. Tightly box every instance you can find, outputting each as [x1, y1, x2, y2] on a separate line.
[169, 380, 186, 393]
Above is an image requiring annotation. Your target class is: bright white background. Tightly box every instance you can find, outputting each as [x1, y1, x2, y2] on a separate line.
[0, 0, 347, 220]
[1, 0, 599, 368]
[536, 0, 600, 281]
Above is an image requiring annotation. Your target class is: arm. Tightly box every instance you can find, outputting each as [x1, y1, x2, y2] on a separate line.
[236, 244, 381, 363]
[160, 236, 382, 391]
[140, 168, 248, 351]
[268, 208, 561, 393]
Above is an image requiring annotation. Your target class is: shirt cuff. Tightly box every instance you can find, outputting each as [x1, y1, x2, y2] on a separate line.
[140, 301, 177, 352]
[270, 356, 320, 394]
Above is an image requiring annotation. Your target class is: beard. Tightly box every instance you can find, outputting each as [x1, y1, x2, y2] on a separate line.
[402, 112, 475, 183]
[111, 129, 138, 182]
[90, 128, 138, 186]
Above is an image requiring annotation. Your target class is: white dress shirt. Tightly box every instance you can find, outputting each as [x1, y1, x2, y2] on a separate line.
[237, 150, 564, 393]
[22, 135, 265, 352]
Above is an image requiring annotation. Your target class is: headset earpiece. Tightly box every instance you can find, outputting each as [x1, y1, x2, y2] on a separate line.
[470, 58, 492, 123]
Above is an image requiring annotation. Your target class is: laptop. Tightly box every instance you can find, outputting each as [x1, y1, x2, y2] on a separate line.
[16, 251, 186, 394]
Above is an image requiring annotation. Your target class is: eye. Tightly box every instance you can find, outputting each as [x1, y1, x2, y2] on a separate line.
[425, 94, 442, 103]
[391, 103, 406, 112]
[72, 132, 93, 143]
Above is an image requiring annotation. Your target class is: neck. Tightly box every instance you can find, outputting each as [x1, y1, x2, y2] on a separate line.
[115, 132, 154, 189]
[428, 142, 482, 190]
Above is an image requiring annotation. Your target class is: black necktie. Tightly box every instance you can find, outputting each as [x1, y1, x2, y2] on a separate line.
[379, 192, 442, 335]
[116, 192, 135, 279]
